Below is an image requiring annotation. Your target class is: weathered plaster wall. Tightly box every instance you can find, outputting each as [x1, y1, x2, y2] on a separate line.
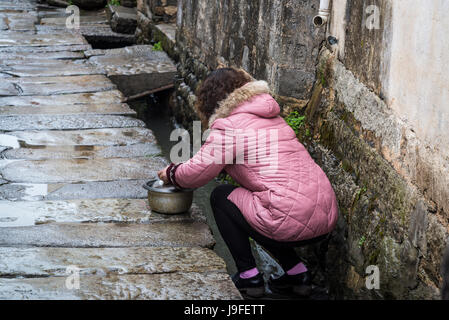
[176, 0, 324, 100]
[328, 0, 449, 217]
[321, 0, 449, 299]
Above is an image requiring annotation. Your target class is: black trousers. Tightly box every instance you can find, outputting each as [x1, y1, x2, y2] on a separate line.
[210, 184, 327, 273]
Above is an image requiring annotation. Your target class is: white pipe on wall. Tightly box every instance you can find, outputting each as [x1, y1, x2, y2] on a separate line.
[313, 0, 331, 27]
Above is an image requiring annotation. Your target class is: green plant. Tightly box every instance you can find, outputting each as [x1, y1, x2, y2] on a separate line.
[152, 41, 163, 51]
[305, 128, 311, 137]
[358, 235, 366, 248]
[108, 0, 121, 6]
[285, 111, 306, 135]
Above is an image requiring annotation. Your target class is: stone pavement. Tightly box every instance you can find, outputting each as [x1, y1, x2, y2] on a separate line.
[0, 0, 241, 300]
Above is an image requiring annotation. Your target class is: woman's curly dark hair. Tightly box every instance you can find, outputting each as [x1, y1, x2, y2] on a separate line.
[195, 67, 252, 127]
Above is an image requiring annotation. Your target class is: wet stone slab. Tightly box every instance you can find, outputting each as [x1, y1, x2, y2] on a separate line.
[0, 272, 241, 300]
[0, 12, 37, 31]
[2, 143, 161, 160]
[0, 90, 124, 106]
[1, 127, 156, 147]
[86, 45, 176, 96]
[0, 114, 145, 131]
[0, 221, 215, 248]
[0, 50, 85, 60]
[0, 198, 204, 227]
[0, 44, 91, 53]
[40, 16, 109, 26]
[155, 23, 176, 43]
[0, 75, 116, 96]
[0, 33, 88, 47]
[0, 180, 149, 201]
[0, 246, 226, 277]
[0, 103, 136, 116]
[0, 157, 167, 183]
[0, 60, 104, 77]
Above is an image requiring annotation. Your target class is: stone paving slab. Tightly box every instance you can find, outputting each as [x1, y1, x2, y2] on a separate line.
[0, 44, 91, 53]
[0, 60, 104, 77]
[0, 103, 136, 116]
[0, 75, 116, 96]
[2, 143, 161, 160]
[0, 180, 149, 201]
[106, 4, 137, 34]
[0, 50, 85, 60]
[0, 221, 215, 248]
[0, 272, 242, 300]
[0, 33, 88, 47]
[0, 157, 167, 183]
[40, 16, 109, 26]
[86, 45, 176, 96]
[1, 127, 156, 147]
[85, 45, 176, 74]
[0, 246, 226, 277]
[0, 12, 37, 31]
[0, 198, 204, 227]
[0, 114, 145, 131]
[155, 23, 176, 43]
[0, 90, 124, 106]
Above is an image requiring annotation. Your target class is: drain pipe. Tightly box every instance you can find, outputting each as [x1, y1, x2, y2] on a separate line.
[313, 0, 331, 27]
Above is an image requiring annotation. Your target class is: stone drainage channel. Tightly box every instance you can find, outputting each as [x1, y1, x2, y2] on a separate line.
[0, 0, 241, 300]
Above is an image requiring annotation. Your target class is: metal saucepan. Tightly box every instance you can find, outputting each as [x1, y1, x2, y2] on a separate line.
[142, 179, 194, 214]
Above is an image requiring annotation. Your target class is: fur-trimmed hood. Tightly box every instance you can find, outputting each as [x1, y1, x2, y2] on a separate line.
[208, 80, 274, 128]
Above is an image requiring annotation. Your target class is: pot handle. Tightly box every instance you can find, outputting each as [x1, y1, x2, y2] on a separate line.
[143, 179, 158, 191]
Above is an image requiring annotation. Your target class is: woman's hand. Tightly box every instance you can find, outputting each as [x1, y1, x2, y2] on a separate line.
[157, 165, 170, 185]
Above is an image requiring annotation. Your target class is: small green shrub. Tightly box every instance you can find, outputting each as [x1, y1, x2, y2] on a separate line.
[152, 41, 163, 51]
[108, 0, 121, 6]
[358, 235, 366, 248]
[285, 111, 306, 135]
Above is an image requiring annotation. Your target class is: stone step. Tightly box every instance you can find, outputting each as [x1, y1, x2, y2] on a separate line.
[0, 103, 136, 116]
[0, 180, 149, 201]
[0, 33, 88, 47]
[0, 61, 104, 77]
[147, 22, 177, 58]
[0, 272, 241, 300]
[40, 16, 109, 26]
[106, 4, 137, 35]
[0, 12, 37, 32]
[1, 127, 156, 147]
[0, 44, 91, 53]
[0, 157, 167, 183]
[0, 75, 116, 96]
[0, 246, 226, 277]
[0, 3, 35, 11]
[2, 143, 161, 160]
[0, 90, 124, 106]
[35, 25, 136, 49]
[0, 198, 204, 227]
[86, 45, 176, 97]
[0, 51, 85, 60]
[0, 114, 145, 131]
[0, 221, 215, 248]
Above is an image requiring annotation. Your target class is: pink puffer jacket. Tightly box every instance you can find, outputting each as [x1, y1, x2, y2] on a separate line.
[171, 80, 338, 242]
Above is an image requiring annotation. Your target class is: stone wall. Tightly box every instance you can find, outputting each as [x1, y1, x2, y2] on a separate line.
[136, 0, 449, 299]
